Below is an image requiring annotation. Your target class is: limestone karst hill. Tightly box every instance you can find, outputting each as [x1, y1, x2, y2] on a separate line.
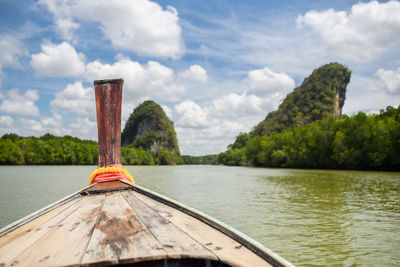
[254, 62, 351, 136]
[121, 100, 181, 165]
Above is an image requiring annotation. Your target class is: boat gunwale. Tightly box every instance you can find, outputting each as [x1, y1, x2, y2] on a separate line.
[0, 185, 92, 237]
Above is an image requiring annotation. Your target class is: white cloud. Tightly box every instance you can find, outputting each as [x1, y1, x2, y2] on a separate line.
[50, 81, 94, 118]
[0, 115, 13, 129]
[343, 74, 400, 114]
[0, 35, 26, 86]
[85, 57, 185, 103]
[178, 65, 208, 82]
[174, 100, 209, 129]
[211, 93, 269, 120]
[176, 122, 244, 156]
[170, 66, 297, 155]
[245, 67, 294, 97]
[31, 42, 85, 77]
[0, 89, 40, 116]
[19, 118, 43, 133]
[39, 0, 184, 58]
[375, 67, 400, 95]
[161, 105, 173, 119]
[54, 18, 80, 42]
[40, 114, 71, 136]
[69, 116, 97, 140]
[172, 91, 277, 155]
[297, 1, 400, 61]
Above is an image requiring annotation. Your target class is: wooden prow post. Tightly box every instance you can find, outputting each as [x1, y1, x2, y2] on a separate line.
[94, 78, 124, 167]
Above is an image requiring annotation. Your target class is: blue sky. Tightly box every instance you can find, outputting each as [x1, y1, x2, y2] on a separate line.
[0, 0, 399, 155]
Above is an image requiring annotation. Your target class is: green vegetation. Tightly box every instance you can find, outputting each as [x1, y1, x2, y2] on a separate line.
[182, 155, 218, 165]
[0, 100, 183, 165]
[218, 106, 400, 170]
[251, 63, 351, 139]
[0, 134, 155, 165]
[122, 100, 182, 165]
[0, 134, 97, 165]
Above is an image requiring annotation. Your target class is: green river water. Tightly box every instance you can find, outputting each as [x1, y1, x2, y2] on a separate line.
[0, 165, 399, 266]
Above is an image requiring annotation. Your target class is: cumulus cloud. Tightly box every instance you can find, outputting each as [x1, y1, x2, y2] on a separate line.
[38, 0, 184, 58]
[0, 35, 26, 86]
[85, 57, 185, 102]
[50, 81, 94, 118]
[69, 116, 97, 140]
[342, 74, 400, 114]
[175, 121, 245, 156]
[170, 66, 295, 155]
[297, 1, 400, 61]
[161, 105, 173, 119]
[174, 100, 209, 129]
[212, 93, 268, 120]
[178, 65, 208, 82]
[29, 41, 185, 102]
[172, 93, 275, 155]
[245, 67, 294, 97]
[31, 42, 85, 77]
[40, 114, 71, 136]
[375, 67, 400, 95]
[19, 118, 43, 133]
[0, 89, 40, 116]
[54, 18, 80, 42]
[45, 81, 97, 138]
[0, 115, 13, 129]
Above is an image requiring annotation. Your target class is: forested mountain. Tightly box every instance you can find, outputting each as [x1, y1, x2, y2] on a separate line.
[230, 63, 351, 149]
[255, 63, 351, 135]
[218, 63, 400, 170]
[122, 100, 182, 165]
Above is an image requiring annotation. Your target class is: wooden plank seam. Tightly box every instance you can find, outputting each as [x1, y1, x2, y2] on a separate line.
[121, 191, 219, 262]
[1, 196, 91, 266]
[78, 193, 107, 265]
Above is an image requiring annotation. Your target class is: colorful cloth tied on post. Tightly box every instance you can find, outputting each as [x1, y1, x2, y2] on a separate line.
[89, 164, 134, 184]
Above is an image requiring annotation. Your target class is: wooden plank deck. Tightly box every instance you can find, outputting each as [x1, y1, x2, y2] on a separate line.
[128, 190, 272, 267]
[0, 185, 279, 267]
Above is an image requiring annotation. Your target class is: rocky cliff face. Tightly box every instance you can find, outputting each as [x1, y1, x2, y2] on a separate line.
[254, 62, 351, 135]
[334, 81, 346, 120]
[121, 100, 180, 155]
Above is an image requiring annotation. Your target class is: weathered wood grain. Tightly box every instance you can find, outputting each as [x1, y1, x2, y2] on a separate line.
[81, 192, 167, 265]
[0, 188, 289, 267]
[94, 78, 123, 167]
[121, 191, 218, 262]
[82, 180, 131, 194]
[131, 190, 273, 267]
[0, 196, 85, 266]
[8, 194, 105, 267]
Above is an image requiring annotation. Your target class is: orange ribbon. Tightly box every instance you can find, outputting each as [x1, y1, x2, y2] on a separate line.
[89, 164, 134, 184]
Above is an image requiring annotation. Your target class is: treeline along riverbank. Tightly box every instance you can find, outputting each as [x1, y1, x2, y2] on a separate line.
[0, 134, 178, 165]
[0, 105, 399, 170]
[218, 106, 400, 171]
